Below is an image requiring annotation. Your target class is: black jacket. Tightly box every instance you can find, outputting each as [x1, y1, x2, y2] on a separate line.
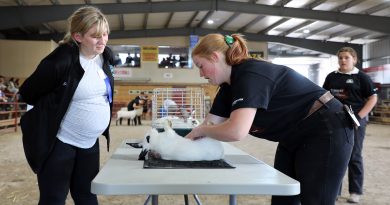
[19, 42, 114, 174]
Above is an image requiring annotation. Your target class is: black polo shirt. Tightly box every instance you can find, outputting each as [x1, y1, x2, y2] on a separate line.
[210, 59, 325, 142]
[323, 69, 377, 113]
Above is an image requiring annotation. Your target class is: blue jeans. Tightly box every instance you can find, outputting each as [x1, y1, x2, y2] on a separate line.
[37, 139, 100, 205]
[271, 98, 354, 205]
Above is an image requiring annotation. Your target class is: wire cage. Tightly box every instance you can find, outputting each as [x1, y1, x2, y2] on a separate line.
[152, 88, 205, 130]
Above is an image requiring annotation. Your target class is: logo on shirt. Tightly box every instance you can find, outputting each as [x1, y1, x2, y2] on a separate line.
[232, 98, 244, 106]
[346, 79, 354, 84]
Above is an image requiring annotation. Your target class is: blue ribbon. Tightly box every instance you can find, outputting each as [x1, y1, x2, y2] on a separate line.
[104, 77, 112, 103]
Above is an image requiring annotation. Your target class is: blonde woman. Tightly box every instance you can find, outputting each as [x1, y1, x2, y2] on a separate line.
[20, 6, 114, 205]
[185, 33, 354, 205]
[323, 47, 377, 203]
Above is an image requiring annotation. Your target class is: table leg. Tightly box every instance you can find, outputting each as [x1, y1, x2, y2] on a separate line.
[194, 194, 203, 205]
[229, 195, 237, 205]
[151, 195, 159, 205]
[143, 195, 151, 205]
[184, 195, 189, 205]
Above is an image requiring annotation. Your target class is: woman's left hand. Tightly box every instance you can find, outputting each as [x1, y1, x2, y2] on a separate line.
[185, 125, 205, 141]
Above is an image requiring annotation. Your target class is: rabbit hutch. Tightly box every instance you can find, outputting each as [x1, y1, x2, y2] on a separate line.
[151, 87, 205, 135]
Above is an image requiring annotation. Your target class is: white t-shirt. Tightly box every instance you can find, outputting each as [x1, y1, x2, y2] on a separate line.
[57, 54, 110, 148]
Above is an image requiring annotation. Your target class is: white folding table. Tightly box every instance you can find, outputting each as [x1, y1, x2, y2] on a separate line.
[91, 139, 300, 205]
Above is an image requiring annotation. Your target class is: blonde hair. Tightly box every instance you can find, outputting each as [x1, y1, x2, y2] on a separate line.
[192, 33, 250, 65]
[61, 6, 110, 44]
[337, 47, 358, 65]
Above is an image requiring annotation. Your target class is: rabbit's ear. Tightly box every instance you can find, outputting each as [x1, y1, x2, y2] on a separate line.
[138, 149, 148, 160]
[126, 142, 142, 148]
[163, 119, 173, 131]
[151, 128, 159, 135]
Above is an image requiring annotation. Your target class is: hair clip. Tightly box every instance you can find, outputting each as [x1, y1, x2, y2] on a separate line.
[224, 35, 234, 47]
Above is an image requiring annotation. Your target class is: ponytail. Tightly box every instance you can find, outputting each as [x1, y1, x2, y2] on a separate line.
[192, 33, 251, 66]
[225, 34, 250, 65]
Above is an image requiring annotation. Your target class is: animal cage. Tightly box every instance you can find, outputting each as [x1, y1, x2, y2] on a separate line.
[152, 88, 205, 130]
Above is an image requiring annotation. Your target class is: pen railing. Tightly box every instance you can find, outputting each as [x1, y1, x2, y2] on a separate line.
[0, 93, 27, 134]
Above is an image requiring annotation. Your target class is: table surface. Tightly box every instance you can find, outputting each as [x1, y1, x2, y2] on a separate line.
[91, 139, 300, 196]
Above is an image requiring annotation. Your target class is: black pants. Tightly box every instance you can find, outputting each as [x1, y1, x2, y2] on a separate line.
[271, 98, 354, 205]
[37, 139, 99, 205]
[348, 117, 367, 194]
[337, 117, 366, 196]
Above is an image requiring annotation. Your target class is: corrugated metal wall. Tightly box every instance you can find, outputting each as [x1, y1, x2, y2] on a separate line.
[363, 37, 390, 68]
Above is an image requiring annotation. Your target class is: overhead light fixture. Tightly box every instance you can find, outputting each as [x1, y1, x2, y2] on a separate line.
[207, 19, 214, 24]
[303, 29, 310, 34]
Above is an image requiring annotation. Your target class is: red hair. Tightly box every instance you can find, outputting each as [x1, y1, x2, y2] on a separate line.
[192, 33, 250, 65]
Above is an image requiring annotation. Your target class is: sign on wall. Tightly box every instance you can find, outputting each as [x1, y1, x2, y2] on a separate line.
[141, 46, 158, 62]
[113, 68, 132, 79]
[249, 51, 264, 59]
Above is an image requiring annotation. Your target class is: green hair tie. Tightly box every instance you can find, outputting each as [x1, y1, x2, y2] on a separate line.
[224, 35, 234, 47]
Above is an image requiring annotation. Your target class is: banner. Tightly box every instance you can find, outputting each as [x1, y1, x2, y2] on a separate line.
[113, 68, 132, 79]
[141, 46, 158, 62]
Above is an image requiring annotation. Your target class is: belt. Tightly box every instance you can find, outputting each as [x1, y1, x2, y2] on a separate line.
[304, 91, 334, 119]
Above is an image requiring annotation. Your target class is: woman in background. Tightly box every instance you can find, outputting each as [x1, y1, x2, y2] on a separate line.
[185, 33, 354, 205]
[323, 47, 377, 203]
[20, 6, 114, 205]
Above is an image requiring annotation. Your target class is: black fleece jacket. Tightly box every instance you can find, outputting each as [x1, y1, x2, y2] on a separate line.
[20, 42, 114, 173]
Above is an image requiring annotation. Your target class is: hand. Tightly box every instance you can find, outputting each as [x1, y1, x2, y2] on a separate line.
[185, 126, 205, 141]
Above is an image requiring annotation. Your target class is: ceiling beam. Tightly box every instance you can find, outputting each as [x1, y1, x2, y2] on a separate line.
[274, 0, 294, 7]
[219, 1, 390, 34]
[305, 0, 327, 9]
[335, 0, 366, 12]
[218, 12, 240, 30]
[267, 0, 324, 37]
[117, 0, 124, 30]
[118, 14, 124, 30]
[327, 27, 356, 40]
[143, 13, 149, 30]
[258, 18, 290, 34]
[186, 11, 199, 28]
[305, 22, 338, 37]
[281, 0, 365, 37]
[196, 11, 214, 28]
[1, 1, 390, 33]
[6, 27, 362, 57]
[165, 13, 174, 28]
[306, 0, 389, 39]
[364, 2, 390, 14]
[350, 32, 373, 41]
[237, 15, 265, 33]
[280, 20, 314, 36]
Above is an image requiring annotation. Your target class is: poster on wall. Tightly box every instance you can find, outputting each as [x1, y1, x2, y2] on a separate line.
[141, 46, 158, 62]
[188, 35, 199, 68]
[113, 68, 132, 80]
[189, 35, 199, 48]
[363, 64, 390, 84]
[249, 51, 264, 59]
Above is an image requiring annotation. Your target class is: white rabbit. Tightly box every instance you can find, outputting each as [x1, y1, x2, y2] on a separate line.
[138, 121, 224, 161]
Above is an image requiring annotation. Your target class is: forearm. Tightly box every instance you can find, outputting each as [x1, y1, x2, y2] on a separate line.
[201, 113, 227, 125]
[358, 95, 378, 118]
[189, 108, 256, 142]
